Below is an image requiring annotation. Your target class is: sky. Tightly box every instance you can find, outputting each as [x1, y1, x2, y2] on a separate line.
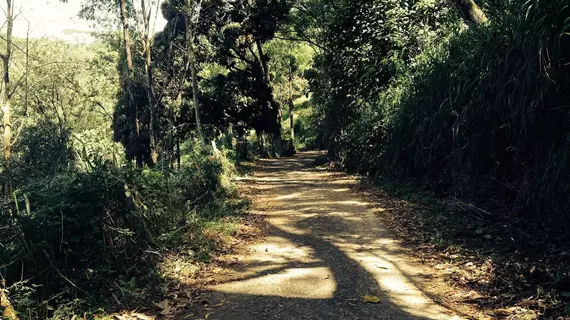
[0, 0, 167, 43]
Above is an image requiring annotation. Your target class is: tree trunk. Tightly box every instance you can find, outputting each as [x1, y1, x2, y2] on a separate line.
[288, 106, 294, 151]
[2, 0, 14, 203]
[242, 135, 248, 160]
[255, 38, 270, 82]
[271, 133, 280, 158]
[1, 7, 18, 318]
[176, 137, 181, 170]
[141, 0, 159, 164]
[186, 0, 205, 145]
[448, 0, 487, 25]
[288, 68, 295, 151]
[189, 44, 205, 144]
[257, 131, 265, 157]
[255, 39, 282, 156]
[120, 0, 144, 167]
[120, 0, 135, 78]
[173, 92, 182, 170]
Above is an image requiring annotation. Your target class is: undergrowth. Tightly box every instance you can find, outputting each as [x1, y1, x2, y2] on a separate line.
[1, 143, 247, 319]
[359, 176, 570, 318]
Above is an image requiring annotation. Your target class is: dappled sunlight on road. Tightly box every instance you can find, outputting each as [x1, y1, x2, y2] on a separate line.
[204, 152, 461, 320]
[215, 266, 336, 299]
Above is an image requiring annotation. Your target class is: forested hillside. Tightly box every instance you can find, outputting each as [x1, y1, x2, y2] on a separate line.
[2, 0, 570, 319]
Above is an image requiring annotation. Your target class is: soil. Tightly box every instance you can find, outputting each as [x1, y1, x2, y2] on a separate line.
[189, 151, 471, 320]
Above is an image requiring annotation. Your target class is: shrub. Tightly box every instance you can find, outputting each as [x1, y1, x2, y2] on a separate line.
[2, 147, 239, 318]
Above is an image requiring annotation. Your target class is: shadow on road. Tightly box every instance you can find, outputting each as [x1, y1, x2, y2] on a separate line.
[187, 152, 462, 320]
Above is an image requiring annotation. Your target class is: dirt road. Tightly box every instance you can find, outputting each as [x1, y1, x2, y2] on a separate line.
[198, 152, 462, 320]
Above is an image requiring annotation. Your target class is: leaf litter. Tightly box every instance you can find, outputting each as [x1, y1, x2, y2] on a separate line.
[354, 177, 570, 319]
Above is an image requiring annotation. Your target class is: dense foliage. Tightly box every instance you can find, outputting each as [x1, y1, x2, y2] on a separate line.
[5, 147, 238, 318]
[304, 0, 570, 229]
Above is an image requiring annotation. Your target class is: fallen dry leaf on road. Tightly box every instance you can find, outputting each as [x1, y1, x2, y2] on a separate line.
[157, 299, 173, 315]
[363, 295, 381, 303]
[132, 312, 156, 320]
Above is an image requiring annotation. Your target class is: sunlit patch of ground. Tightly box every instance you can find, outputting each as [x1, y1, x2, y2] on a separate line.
[198, 151, 466, 320]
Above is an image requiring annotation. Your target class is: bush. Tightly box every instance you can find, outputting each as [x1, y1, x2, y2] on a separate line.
[12, 121, 75, 183]
[2, 147, 239, 318]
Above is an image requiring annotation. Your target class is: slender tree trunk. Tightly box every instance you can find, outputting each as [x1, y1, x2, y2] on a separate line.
[448, 0, 487, 25]
[24, 22, 29, 116]
[257, 131, 265, 157]
[242, 135, 248, 160]
[176, 137, 181, 170]
[120, 0, 143, 167]
[166, 99, 177, 169]
[189, 44, 205, 144]
[2, 0, 14, 203]
[271, 133, 278, 157]
[141, 0, 158, 164]
[288, 68, 295, 151]
[120, 0, 135, 78]
[288, 106, 294, 142]
[186, 0, 205, 145]
[1, 6, 19, 318]
[174, 92, 182, 169]
[271, 103, 283, 157]
[2, 85, 11, 197]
